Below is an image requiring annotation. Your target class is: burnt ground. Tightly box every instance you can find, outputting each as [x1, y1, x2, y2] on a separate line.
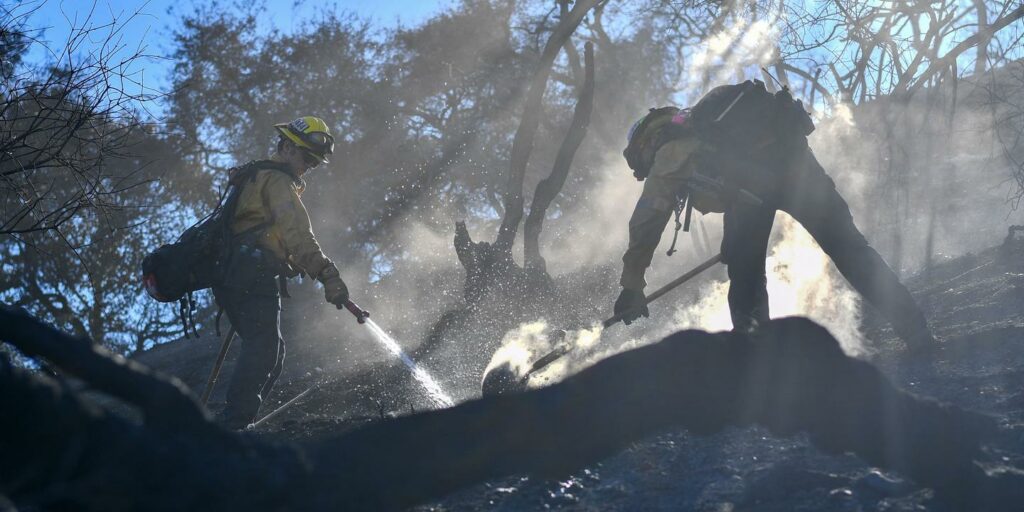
[131, 236, 1024, 511]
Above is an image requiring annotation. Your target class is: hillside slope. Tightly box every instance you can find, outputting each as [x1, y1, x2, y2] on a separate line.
[132, 231, 1024, 510]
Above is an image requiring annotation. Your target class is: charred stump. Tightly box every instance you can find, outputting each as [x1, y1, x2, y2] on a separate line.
[426, 16, 598, 360]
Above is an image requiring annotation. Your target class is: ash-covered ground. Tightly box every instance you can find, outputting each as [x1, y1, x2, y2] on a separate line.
[133, 232, 1024, 511]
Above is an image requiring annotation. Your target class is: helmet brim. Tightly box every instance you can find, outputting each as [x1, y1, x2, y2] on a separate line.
[275, 124, 330, 163]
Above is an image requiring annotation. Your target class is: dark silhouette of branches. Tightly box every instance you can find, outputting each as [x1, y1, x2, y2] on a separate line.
[524, 41, 596, 272]
[495, 0, 605, 250]
[0, 1, 164, 235]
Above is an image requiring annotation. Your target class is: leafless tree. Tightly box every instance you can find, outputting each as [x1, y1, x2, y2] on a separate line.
[0, 2, 192, 354]
[0, 1, 164, 237]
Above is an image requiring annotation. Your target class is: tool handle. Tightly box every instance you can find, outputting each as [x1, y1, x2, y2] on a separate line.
[602, 252, 723, 328]
[200, 327, 236, 406]
[343, 300, 370, 324]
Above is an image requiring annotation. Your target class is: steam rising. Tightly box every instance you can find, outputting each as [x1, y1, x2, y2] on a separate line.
[483, 321, 604, 390]
[669, 215, 865, 356]
[485, 213, 867, 390]
[291, 6, 1023, 408]
[692, 19, 779, 82]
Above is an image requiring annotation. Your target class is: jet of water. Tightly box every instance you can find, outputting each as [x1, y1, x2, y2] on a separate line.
[364, 318, 454, 408]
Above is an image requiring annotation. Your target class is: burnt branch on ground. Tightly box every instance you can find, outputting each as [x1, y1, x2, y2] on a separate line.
[3, 309, 1022, 511]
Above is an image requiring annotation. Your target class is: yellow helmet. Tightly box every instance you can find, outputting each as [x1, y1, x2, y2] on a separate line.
[274, 116, 335, 164]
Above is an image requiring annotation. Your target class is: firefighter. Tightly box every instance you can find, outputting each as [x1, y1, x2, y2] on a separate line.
[615, 81, 936, 351]
[215, 116, 349, 429]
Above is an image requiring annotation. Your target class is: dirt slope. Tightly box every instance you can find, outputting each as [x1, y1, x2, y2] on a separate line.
[131, 233, 1024, 510]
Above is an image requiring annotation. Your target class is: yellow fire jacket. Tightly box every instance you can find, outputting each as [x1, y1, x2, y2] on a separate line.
[229, 166, 334, 279]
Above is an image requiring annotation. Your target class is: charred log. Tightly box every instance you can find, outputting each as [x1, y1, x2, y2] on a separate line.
[0, 305, 210, 433]
[2, 311, 1020, 511]
[0, 358, 303, 511]
[310, 317, 1014, 510]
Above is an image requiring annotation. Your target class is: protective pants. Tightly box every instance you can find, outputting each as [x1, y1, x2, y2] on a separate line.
[214, 245, 284, 428]
[721, 149, 931, 344]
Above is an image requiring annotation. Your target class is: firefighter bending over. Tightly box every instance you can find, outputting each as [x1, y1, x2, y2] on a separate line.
[615, 80, 935, 351]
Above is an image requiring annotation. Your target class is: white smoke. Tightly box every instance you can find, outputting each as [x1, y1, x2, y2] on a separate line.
[669, 215, 864, 353]
[541, 153, 640, 275]
[688, 17, 780, 92]
[486, 210, 869, 390]
[483, 319, 604, 389]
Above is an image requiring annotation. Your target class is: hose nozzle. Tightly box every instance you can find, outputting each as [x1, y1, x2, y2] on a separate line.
[343, 300, 370, 324]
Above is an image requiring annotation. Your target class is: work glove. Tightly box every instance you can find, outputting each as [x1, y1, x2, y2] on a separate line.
[318, 265, 349, 308]
[614, 288, 649, 325]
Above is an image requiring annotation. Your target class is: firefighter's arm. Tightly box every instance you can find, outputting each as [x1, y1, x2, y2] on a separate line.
[262, 173, 334, 279]
[620, 138, 701, 290]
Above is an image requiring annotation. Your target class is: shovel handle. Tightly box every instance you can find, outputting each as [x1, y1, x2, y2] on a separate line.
[521, 253, 723, 384]
[602, 253, 723, 328]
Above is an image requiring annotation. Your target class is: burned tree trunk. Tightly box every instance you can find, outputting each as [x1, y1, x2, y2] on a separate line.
[3, 309, 1022, 511]
[0, 306, 304, 511]
[0, 305, 210, 432]
[494, 0, 603, 251]
[454, 0, 600, 270]
[431, 3, 602, 358]
[524, 42, 596, 273]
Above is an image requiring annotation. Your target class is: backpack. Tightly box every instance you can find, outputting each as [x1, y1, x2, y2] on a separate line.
[141, 160, 291, 336]
[624, 80, 815, 181]
[689, 79, 814, 156]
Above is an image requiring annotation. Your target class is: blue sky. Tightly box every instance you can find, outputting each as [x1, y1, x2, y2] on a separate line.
[13, 0, 452, 115]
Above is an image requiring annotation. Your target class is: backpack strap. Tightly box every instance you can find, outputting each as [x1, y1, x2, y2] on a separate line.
[222, 160, 300, 295]
[226, 160, 296, 187]
[220, 160, 297, 243]
[178, 292, 199, 339]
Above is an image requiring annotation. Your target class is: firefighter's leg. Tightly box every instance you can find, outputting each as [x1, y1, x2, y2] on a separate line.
[722, 202, 776, 331]
[781, 151, 933, 346]
[217, 288, 282, 428]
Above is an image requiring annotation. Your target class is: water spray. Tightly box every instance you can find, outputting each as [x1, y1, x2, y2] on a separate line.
[246, 300, 453, 430]
[343, 300, 454, 408]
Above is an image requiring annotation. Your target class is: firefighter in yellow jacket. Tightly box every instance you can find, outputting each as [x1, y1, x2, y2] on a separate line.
[216, 116, 348, 429]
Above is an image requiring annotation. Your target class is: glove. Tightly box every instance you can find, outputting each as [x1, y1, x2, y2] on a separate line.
[614, 288, 649, 325]
[318, 265, 349, 308]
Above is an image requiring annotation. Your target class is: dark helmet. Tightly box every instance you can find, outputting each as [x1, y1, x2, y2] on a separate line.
[623, 107, 690, 180]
